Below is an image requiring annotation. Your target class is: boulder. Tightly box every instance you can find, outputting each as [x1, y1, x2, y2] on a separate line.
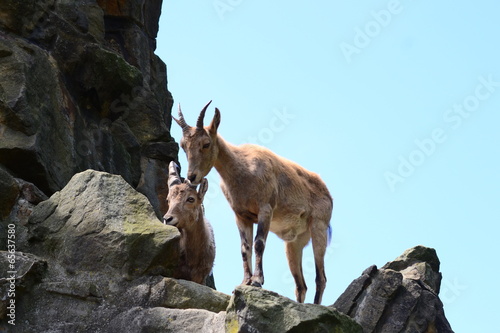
[333, 246, 454, 333]
[25, 170, 180, 278]
[226, 285, 362, 333]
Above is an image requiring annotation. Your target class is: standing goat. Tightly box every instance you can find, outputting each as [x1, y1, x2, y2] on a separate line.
[163, 161, 216, 285]
[173, 101, 333, 304]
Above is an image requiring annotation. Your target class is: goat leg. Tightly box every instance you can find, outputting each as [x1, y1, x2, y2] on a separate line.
[251, 204, 272, 287]
[237, 219, 254, 285]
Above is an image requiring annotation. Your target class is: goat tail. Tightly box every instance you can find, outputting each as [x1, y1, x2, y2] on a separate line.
[327, 225, 332, 247]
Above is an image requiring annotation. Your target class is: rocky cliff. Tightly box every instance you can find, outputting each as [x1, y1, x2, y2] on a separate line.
[0, 1, 454, 332]
[0, 0, 176, 233]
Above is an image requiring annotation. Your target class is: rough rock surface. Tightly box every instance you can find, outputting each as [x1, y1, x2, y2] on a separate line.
[26, 170, 180, 278]
[0, 170, 227, 332]
[0, 0, 176, 225]
[0, 252, 47, 320]
[108, 307, 227, 333]
[0, 166, 49, 248]
[160, 277, 229, 313]
[333, 246, 454, 333]
[226, 285, 362, 333]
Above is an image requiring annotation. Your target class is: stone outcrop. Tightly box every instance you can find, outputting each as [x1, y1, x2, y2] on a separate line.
[333, 246, 454, 333]
[226, 285, 362, 333]
[0, 0, 176, 227]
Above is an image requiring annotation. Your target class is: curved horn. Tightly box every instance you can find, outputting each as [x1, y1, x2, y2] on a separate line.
[196, 100, 212, 129]
[173, 103, 190, 133]
[168, 161, 182, 187]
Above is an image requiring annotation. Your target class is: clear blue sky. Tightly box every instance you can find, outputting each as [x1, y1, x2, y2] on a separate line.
[156, 1, 500, 331]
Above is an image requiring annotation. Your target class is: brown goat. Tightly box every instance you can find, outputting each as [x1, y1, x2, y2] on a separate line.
[163, 161, 215, 285]
[173, 101, 333, 304]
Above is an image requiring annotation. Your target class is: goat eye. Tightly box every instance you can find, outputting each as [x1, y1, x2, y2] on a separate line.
[187, 197, 195, 203]
[202, 142, 210, 149]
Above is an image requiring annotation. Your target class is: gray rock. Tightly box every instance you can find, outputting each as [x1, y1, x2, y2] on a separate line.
[0, 251, 46, 320]
[0, 34, 74, 194]
[158, 278, 230, 313]
[226, 285, 362, 333]
[108, 307, 226, 333]
[382, 245, 442, 293]
[333, 246, 454, 333]
[25, 170, 180, 279]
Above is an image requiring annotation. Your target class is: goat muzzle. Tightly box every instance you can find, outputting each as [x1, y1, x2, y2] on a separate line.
[163, 215, 177, 226]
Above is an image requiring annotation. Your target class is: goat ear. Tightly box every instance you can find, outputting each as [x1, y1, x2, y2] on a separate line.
[168, 161, 182, 187]
[209, 108, 221, 135]
[197, 178, 209, 201]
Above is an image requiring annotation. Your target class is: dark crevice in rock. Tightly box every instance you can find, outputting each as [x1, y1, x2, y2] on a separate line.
[0, 148, 51, 196]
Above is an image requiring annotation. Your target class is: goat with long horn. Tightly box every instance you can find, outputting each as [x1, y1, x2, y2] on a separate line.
[173, 102, 333, 304]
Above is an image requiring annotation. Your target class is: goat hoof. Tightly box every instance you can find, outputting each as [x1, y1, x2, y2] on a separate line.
[250, 280, 262, 288]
